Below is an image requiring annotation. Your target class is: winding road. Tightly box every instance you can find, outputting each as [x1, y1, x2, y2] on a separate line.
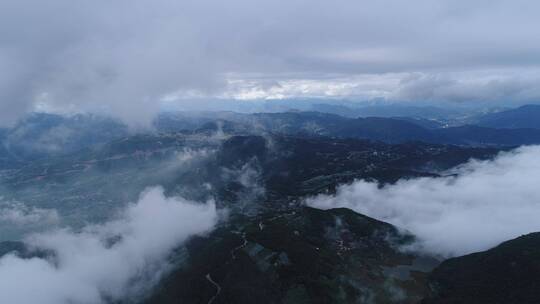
[205, 273, 221, 304]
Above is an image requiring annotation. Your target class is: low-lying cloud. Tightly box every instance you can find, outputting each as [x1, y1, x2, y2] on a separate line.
[0, 202, 59, 226]
[307, 145, 540, 257]
[0, 202, 60, 241]
[0, 187, 218, 304]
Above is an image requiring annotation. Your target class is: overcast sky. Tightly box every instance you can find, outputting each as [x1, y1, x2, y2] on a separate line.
[1, 0, 540, 125]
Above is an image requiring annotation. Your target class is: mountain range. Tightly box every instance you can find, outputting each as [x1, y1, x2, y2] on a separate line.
[1, 105, 540, 303]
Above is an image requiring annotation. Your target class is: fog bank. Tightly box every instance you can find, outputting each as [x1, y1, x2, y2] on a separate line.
[0, 187, 217, 304]
[308, 145, 540, 257]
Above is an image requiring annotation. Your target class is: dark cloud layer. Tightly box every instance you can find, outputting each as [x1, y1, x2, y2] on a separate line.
[1, 0, 540, 125]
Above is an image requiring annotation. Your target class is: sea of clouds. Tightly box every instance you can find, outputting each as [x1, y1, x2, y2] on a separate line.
[0, 187, 217, 304]
[307, 145, 540, 257]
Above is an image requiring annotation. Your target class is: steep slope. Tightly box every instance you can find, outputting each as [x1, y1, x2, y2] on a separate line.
[225, 112, 540, 146]
[475, 105, 540, 129]
[392, 117, 445, 129]
[434, 125, 540, 146]
[217, 135, 499, 200]
[423, 233, 540, 304]
[0, 129, 511, 303]
[332, 117, 540, 146]
[335, 117, 441, 143]
[0, 129, 500, 242]
[146, 207, 438, 304]
[310, 104, 464, 120]
[0, 113, 129, 163]
[152, 111, 540, 147]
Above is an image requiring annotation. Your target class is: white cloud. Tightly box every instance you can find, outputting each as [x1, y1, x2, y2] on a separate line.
[0, 202, 60, 241]
[0, 187, 218, 304]
[210, 69, 540, 105]
[218, 74, 402, 101]
[221, 160, 266, 212]
[0, 202, 59, 226]
[307, 145, 540, 257]
[394, 70, 540, 104]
